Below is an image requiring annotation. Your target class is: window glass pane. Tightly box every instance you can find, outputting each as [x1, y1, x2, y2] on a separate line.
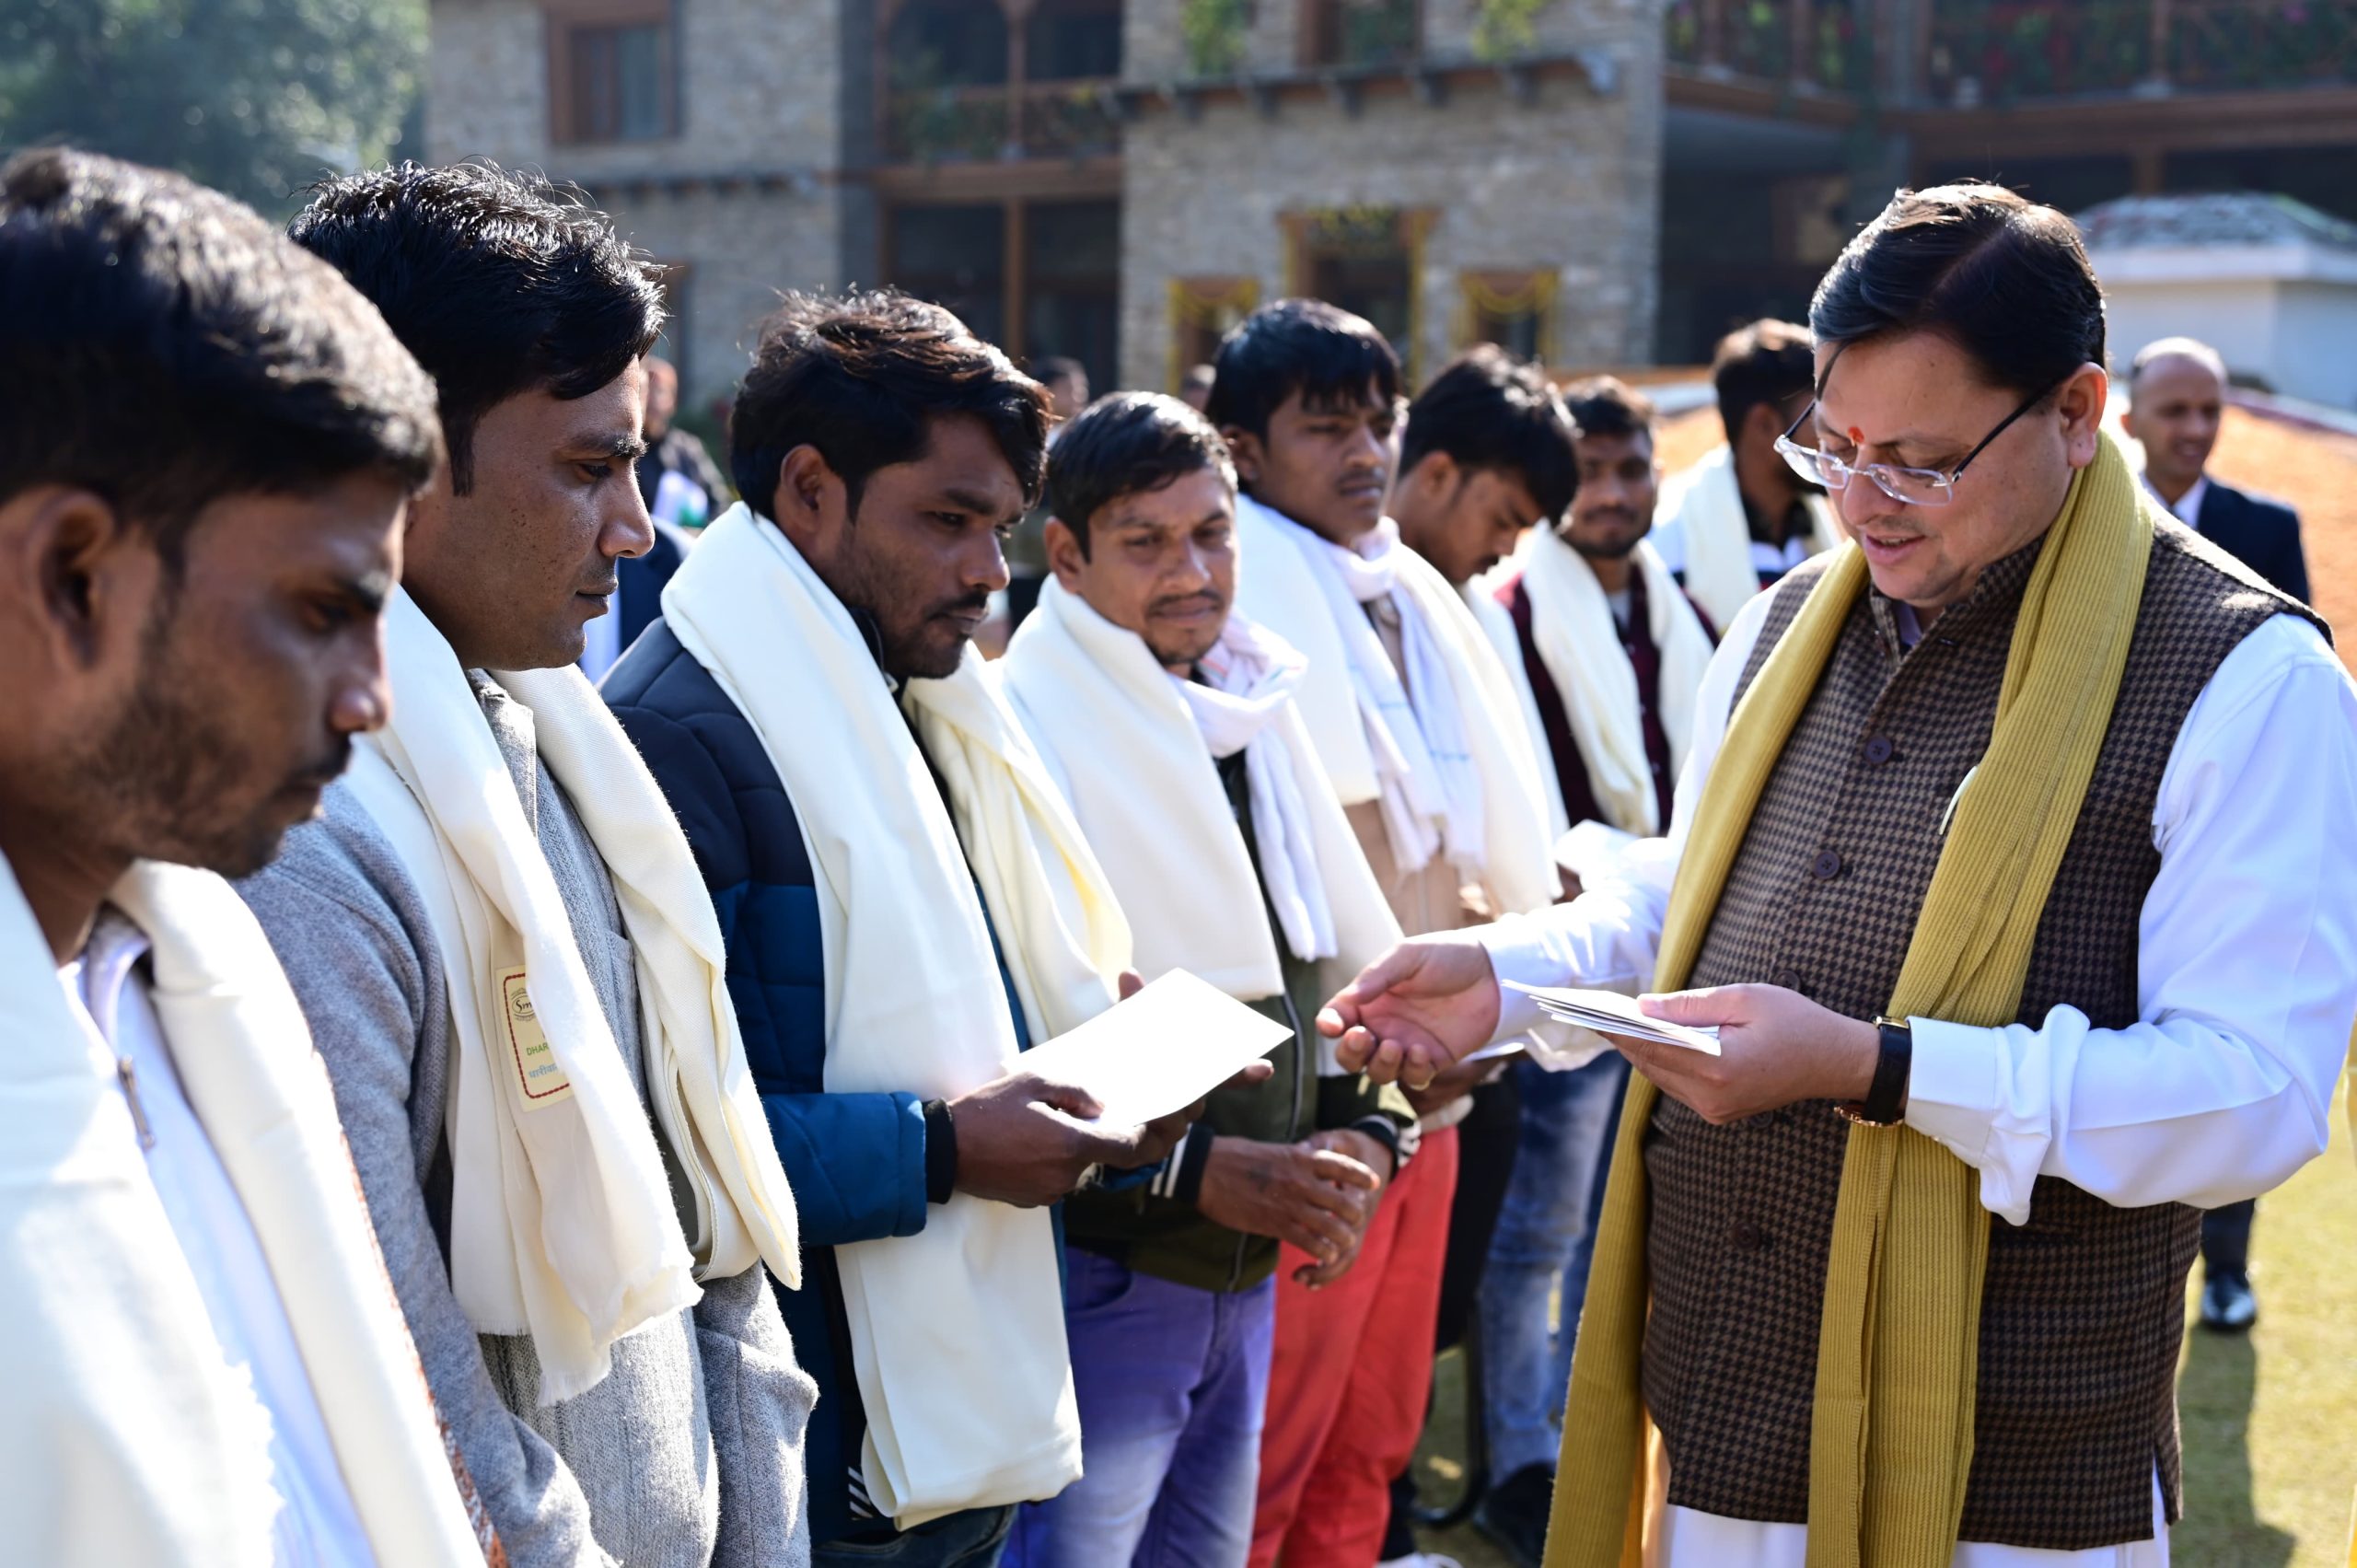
[888, 203, 1007, 346]
[615, 24, 667, 140]
[573, 29, 618, 140]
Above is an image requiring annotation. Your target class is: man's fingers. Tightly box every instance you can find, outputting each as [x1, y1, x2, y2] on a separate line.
[1331, 1025, 1376, 1073]
[1283, 1208, 1356, 1262]
[1640, 985, 1737, 1027]
[1306, 1149, 1381, 1192]
[1118, 970, 1144, 1001]
[1222, 1061, 1276, 1090]
[1316, 1003, 1353, 1040]
[1319, 943, 1429, 1032]
[1028, 1078, 1107, 1121]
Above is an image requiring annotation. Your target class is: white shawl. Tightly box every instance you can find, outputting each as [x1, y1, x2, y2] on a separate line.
[1232, 493, 1559, 915]
[343, 589, 801, 1408]
[1655, 442, 1843, 633]
[0, 854, 486, 1565]
[1464, 567, 1570, 842]
[661, 502, 1130, 1527]
[1515, 528, 1713, 837]
[1002, 578, 1400, 1002]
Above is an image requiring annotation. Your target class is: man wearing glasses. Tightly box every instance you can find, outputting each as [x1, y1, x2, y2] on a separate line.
[1318, 182, 2357, 1565]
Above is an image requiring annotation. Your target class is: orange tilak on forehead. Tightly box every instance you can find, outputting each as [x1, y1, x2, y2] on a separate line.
[1847, 425, 1864, 443]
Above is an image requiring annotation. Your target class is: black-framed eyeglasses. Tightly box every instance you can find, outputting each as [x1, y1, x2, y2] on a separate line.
[1773, 377, 2065, 507]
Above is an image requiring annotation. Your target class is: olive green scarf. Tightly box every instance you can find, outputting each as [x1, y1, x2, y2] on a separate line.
[1545, 432, 2154, 1568]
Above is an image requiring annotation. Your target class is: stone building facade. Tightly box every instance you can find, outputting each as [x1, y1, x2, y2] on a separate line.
[425, 0, 1666, 411]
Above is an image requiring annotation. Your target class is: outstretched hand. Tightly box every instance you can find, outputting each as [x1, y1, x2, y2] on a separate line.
[1316, 932, 1504, 1090]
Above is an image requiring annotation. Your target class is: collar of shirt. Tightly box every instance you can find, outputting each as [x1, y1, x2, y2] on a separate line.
[63, 904, 153, 1045]
[2142, 470, 2209, 528]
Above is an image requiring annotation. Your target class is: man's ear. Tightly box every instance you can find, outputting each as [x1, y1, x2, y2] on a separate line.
[9, 485, 145, 671]
[772, 444, 843, 551]
[2058, 363, 2110, 470]
[1400, 448, 1455, 502]
[1222, 426, 1264, 488]
[1745, 401, 1788, 452]
[1043, 517, 1088, 588]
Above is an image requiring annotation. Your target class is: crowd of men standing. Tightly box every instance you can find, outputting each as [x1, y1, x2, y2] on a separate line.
[5, 141, 2353, 1568]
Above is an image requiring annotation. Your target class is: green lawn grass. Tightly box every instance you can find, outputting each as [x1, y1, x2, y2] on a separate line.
[1412, 1092, 2357, 1567]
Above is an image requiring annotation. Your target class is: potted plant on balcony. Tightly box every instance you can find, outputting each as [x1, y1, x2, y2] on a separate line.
[1182, 0, 1250, 77]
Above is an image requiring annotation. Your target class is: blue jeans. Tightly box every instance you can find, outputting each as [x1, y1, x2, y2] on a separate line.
[1479, 1050, 1631, 1480]
[815, 1505, 1014, 1568]
[1004, 1248, 1277, 1568]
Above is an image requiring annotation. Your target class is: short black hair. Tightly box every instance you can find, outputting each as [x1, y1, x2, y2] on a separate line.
[729, 290, 1051, 518]
[1562, 376, 1659, 444]
[1033, 355, 1086, 389]
[1711, 319, 1816, 446]
[1811, 182, 2106, 401]
[1046, 392, 1237, 559]
[1399, 347, 1576, 527]
[1203, 297, 1400, 441]
[0, 147, 441, 575]
[289, 160, 664, 493]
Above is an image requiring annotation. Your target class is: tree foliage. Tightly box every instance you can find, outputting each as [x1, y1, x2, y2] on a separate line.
[0, 0, 426, 215]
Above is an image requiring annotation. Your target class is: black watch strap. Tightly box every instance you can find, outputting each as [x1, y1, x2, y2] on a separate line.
[1837, 1016, 1913, 1127]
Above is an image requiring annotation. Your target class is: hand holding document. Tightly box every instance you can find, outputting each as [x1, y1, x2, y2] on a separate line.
[1021, 969, 1292, 1127]
[1504, 982, 1723, 1057]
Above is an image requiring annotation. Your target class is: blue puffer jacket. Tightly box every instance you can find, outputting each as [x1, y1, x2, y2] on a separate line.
[603, 615, 1032, 1545]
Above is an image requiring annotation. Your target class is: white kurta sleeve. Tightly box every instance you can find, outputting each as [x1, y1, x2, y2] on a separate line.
[1906, 613, 2357, 1225]
[1479, 586, 1780, 1059]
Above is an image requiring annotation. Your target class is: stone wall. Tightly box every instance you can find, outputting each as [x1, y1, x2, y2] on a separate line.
[590, 185, 841, 412]
[1119, 54, 1663, 389]
[426, 0, 847, 406]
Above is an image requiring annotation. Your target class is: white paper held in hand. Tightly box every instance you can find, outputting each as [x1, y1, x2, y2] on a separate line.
[1019, 968, 1294, 1128]
[1502, 981, 1724, 1056]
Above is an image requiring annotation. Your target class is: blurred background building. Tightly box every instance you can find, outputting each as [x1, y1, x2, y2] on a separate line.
[419, 0, 2357, 409]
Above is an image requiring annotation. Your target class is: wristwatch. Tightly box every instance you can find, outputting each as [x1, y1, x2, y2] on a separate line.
[1835, 1016, 1913, 1127]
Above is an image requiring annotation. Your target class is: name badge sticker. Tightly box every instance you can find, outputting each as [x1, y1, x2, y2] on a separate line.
[499, 967, 575, 1108]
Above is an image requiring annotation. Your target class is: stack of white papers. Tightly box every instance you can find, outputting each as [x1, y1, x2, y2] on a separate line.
[1504, 982, 1722, 1056]
[1019, 968, 1293, 1127]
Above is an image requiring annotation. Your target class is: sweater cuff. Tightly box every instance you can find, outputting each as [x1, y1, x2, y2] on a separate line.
[1152, 1123, 1217, 1207]
[1349, 1115, 1408, 1177]
[923, 1098, 958, 1205]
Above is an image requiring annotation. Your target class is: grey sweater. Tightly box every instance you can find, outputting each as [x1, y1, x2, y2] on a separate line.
[240, 679, 814, 1568]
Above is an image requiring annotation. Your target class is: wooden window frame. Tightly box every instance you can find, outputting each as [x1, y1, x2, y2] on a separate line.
[1167, 275, 1260, 392]
[546, 0, 679, 147]
[1457, 268, 1559, 364]
[1280, 205, 1436, 389]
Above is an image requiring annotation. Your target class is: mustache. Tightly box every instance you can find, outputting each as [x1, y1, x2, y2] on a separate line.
[1150, 591, 1225, 618]
[929, 589, 993, 621]
[289, 738, 354, 790]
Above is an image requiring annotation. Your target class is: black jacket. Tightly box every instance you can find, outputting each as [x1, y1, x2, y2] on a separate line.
[2196, 480, 2308, 602]
[614, 518, 692, 655]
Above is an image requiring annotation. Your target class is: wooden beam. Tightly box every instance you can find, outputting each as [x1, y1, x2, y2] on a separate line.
[1003, 198, 1028, 362]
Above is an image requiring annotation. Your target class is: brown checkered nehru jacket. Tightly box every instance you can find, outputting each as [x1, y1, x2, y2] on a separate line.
[1639, 519, 2321, 1550]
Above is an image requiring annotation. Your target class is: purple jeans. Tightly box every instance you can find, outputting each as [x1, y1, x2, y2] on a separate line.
[1004, 1248, 1277, 1568]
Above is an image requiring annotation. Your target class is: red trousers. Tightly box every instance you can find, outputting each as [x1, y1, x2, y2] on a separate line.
[1248, 1125, 1459, 1568]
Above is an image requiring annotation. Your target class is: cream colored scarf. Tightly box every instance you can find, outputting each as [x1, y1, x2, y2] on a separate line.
[1232, 493, 1560, 916]
[1661, 443, 1843, 633]
[0, 854, 486, 1565]
[1550, 435, 2154, 1568]
[345, 588, 801, 1408]
[662, 502, 1131, 1527]
[1001, 578, 1400, 1001]
[1517, 529, 1713, 837]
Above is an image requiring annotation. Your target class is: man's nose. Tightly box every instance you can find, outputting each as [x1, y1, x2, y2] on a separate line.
[332, 645, 392, 736]
[609, 485, 656, 561]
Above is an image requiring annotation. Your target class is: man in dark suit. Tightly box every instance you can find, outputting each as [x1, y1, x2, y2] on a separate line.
[2126, 335, 2309, 600]
[2123, 333, 2309, 1338]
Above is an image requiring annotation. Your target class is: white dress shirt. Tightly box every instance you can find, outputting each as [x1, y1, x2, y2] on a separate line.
[2142, 471, 2210, 529]
[61, 913, 377, 1568]
[1481, 584, 2357, 1565]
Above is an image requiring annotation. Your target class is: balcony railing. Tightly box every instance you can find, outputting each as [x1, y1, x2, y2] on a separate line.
[1670, 0, 2357, 103]
[1665, 0, 1873, 90]
[883, 78, 1122, 163]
